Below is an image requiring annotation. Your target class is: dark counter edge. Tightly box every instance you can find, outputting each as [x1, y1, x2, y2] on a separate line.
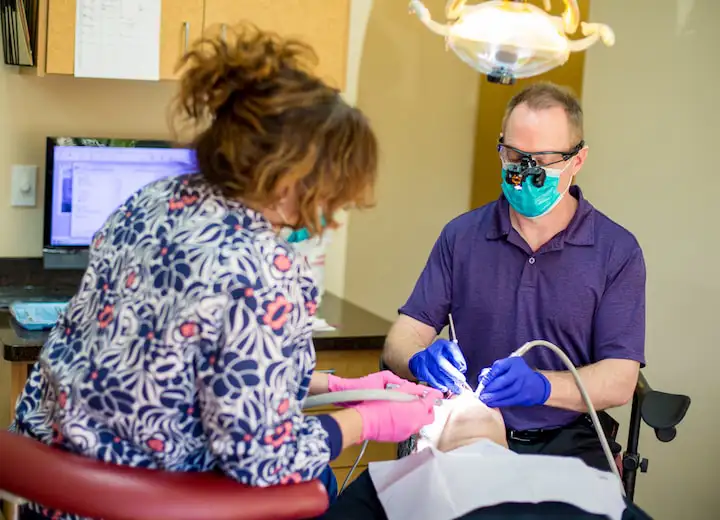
[0, 259, 393, 363]
[4, 335, 388, 363]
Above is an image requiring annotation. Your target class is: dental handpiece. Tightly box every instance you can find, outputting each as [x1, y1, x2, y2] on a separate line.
[473, 346, 527, 397]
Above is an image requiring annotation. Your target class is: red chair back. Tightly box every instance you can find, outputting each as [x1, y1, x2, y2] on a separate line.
[0, 431, 328, 520]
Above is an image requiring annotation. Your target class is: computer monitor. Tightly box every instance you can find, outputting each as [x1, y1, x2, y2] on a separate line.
[43, 137, 197, 270]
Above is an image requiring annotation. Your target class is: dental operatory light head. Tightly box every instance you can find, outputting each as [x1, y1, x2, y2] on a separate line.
[409, 0, 615, 85]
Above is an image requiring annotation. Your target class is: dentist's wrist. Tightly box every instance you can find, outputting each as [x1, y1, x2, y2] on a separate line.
[534, 372, 552, 405]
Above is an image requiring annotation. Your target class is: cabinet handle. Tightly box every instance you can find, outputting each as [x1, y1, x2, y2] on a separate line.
[183, 22, 190, 53]
[316, 369, 336, 375]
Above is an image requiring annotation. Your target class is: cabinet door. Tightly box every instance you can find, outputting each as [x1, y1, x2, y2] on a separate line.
[159, 0, 205, 80]
[45, 0, 204, 79]
[45, 0, 75, 75]
[204, 0, 350, 90]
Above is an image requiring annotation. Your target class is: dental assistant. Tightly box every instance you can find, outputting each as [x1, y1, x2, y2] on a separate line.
[13, 26, 438, 520]
[383, 83, 646, 470]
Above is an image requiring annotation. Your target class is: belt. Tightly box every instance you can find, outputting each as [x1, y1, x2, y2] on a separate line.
[506, 413, 621, 450]
[505, 414, 593, 444]
[506, 427, 559, 444]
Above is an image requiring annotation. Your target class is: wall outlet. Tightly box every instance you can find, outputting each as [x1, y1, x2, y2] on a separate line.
[11, 164, 38, 207]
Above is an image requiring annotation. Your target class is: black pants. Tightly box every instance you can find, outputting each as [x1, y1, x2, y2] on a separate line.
[506, 412, 617, 472]
[317, 413, 652, 520]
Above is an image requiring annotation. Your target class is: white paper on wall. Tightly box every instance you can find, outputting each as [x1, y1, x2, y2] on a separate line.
[74, 0, 162, 80]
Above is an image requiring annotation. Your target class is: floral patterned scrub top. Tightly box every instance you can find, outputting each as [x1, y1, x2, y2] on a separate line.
[13, 174, 341, 519]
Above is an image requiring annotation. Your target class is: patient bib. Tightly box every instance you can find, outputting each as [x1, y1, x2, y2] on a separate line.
[369, 440, 626, 520]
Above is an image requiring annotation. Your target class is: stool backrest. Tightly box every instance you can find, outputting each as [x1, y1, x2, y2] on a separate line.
[0, 431, 328, 520]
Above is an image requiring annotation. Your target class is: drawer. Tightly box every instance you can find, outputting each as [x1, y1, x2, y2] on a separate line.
[332, 440, 396, 467]
[315, 350, 381, 379]
[332, 465, 366, 488]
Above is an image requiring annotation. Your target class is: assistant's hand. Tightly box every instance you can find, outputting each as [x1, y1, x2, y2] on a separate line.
[478, 356, 551, 408]
[328, 371, 424, 394]
[409, 339, 468, 394]
[354, 393, 439, 443]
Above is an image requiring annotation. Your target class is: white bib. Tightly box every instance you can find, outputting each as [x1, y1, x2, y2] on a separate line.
[369, 440, 626, 520]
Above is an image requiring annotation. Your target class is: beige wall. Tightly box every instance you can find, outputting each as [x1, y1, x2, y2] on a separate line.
[344, 0, 480, 319]
[0, 71, 176, 256]
[0, 1, 377, 298]
[581, 0, 718, 517]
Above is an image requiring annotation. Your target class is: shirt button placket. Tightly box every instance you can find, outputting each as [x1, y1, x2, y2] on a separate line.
[519, 255, 538, 288]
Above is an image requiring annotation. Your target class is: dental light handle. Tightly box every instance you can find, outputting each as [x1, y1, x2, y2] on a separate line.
[507, 340, 624, 493]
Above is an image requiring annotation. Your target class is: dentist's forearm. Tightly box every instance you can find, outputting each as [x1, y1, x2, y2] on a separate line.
[382, 315, 436, 379]
[540, 359, 640, 412]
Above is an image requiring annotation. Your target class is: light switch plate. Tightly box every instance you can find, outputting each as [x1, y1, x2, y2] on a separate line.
[11, 164, 38, 207]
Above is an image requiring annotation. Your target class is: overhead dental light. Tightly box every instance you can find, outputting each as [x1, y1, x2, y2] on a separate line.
[409, 0, 615, 85]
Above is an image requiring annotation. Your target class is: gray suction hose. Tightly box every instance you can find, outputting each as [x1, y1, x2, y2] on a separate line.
[303, 389, 418, 410]
[510, 340, 625, 493]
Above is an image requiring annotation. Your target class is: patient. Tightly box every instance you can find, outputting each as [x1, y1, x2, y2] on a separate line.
[317, 393, 653, 520]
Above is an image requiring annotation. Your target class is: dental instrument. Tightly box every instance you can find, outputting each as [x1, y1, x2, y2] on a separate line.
[302, 338, 624, 496]
[474, 368, 490, 398]
[448, 313, 473, 393]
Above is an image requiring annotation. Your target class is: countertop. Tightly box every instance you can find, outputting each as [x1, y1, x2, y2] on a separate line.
[1, 292, 393, 363]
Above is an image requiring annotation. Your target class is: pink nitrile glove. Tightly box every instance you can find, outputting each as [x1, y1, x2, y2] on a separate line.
[327, 371, 427, 395]
[354, 393, 439, 443]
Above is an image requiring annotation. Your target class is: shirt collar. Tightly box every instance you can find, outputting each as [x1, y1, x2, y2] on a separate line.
[486, 185, 595, 246]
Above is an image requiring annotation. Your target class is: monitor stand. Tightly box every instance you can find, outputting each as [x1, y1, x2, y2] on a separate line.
[43, 248, 89, 270]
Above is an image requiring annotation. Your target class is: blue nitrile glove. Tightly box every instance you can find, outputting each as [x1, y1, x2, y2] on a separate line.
[409, 339, 468, 394]
[478, 356, 551, 408]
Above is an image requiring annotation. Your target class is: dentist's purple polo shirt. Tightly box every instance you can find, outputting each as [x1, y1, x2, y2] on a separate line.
[400, 186, 646, 431]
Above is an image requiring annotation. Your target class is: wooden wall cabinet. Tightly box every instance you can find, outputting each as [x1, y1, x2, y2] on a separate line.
[45, 0, 205, 79]
[203, 0, 349, 90]
[35, 0, 350, 88]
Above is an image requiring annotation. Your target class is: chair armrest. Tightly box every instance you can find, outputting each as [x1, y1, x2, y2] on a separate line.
[635, 372, 691, 442]
[0, 431, 328, 520]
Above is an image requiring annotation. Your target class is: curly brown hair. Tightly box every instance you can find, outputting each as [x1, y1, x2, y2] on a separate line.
[172, 23, 377, 233]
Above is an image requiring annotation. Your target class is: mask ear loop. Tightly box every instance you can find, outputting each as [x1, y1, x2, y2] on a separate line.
[557, 157, 578, 197]
[526, 159, 577, 220]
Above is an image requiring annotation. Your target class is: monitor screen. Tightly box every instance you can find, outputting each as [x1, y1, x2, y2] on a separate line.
[45, 137, 197, 248]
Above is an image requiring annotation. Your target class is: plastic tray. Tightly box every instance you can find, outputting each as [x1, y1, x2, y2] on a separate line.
[10, 301, 68, 331]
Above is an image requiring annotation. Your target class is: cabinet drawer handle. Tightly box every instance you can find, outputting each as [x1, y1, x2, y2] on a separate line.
[183, 22, 190, 53]
[316, 369, 336, 375]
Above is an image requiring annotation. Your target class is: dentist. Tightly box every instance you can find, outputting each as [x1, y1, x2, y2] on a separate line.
[383, 82, 646, 471]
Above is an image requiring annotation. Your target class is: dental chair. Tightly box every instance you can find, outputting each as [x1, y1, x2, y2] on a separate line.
[0, 430, 328, 520]
[379, 360, 690, 502]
